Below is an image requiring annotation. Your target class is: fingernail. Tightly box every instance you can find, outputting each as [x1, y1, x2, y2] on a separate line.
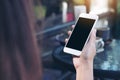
[94, 29, 97, 33]
[72, 25, 75, 28]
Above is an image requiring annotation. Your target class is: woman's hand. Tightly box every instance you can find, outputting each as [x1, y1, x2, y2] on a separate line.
[65, 25, 96, 80]
[65, 25, 96, 70]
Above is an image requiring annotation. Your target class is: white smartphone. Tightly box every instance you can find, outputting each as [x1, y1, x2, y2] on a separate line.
[63, 13, 98, 56]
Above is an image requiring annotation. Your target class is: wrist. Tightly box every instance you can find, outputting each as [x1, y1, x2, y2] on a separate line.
[80, 58, 93, 64]
[76, 59, 93, 71]
[76, 60, 94, 80]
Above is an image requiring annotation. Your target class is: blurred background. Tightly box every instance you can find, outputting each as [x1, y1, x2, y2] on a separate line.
[33, 0, 120, 80]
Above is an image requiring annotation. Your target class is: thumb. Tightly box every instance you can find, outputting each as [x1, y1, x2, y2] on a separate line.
[89, 29, 96, 44]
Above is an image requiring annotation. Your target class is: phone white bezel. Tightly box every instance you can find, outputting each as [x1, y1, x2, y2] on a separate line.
[63, 13, 98, 56]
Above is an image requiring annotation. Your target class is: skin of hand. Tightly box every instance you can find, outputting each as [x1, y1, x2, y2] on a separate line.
[73, 28, 96, 69]
[65, 25, 96, 80]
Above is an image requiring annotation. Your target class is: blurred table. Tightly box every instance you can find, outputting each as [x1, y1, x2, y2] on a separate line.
[52, 39, 120, 79]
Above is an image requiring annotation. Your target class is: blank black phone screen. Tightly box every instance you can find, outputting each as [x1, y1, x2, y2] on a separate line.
[66, 17, 95, 51]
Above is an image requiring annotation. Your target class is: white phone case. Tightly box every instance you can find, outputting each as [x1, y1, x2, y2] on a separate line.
[64, 13, 98, 56]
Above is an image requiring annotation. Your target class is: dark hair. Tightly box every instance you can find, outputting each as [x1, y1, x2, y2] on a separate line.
[0, 0, 42, 80]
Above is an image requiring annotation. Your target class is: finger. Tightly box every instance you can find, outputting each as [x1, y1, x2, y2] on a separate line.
[65, 38, 68, 43]
[68, 31, 72, 35]
[72, 25, 75, 29]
